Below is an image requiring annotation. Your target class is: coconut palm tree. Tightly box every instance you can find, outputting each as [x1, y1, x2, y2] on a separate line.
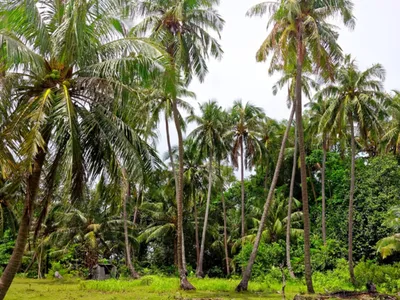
[235, 100, 295, 291]
[187, 100, 227, 277]
[245, 0, 355, 292]
[382, 91, 400, 155]
[181, 138, 208, 265]
[0, 0, 165, 297]
[131, 0, 224, 289]
[307, 97, 332, 246]
[318, 55, 386, 284]
[227, 100, 264, 241]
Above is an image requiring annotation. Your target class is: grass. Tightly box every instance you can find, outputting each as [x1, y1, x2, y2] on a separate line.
[5, 276, 305, 299]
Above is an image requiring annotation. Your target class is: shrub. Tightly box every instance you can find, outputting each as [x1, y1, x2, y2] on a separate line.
[354, 260, 400, 293]
[233, 242, 285, 279]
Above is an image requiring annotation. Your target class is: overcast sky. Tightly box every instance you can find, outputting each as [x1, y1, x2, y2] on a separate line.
[155, 0, 400, 161]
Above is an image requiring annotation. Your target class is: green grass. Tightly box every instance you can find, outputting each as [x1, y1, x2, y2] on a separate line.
[5, 276, 304, 299]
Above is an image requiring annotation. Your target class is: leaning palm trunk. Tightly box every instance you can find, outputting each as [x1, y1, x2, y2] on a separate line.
[122, 171, 140, 279]
[286, 117, 297, 279]
[196, 152, 214, 278]
[348, 115, 356, 285]
[222, 191, 230, 275]
[0, 147, 47, 299]
[240, 140, 245, 241]
[322, 137, 327, 245]
[171, 100, 195, 290]
[236, 104, 295, 292]
[295, 26, 314, 294]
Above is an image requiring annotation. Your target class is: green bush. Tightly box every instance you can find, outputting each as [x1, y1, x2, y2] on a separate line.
[354, 260, 400, 293]
[234, 242, 285, 279]
[48, 262, 68, 278]
[312, 259, 352, 292]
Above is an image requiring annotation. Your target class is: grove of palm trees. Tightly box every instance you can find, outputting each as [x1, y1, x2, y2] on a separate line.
[0, 0, 400, 299]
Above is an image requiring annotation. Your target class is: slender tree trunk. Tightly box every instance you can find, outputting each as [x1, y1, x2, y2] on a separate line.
[174, 236, 178, 267]
[171, 100, 195, 290]
[222, 191, 230, 276]
[236, 105, 295, 292]
[196, 152, 213, 278]
[37, 245, 43, 279]
[308, 166, 317, 203]
[348, 115, 356, 285]
[122, 170, 140, 279]
[166, 112, 187, 274]
[295, 25, 314, 294]
[0, 146, 47, 299]
[182, 230, 187, 273]
[194, 193, 200, 265]
[286, 117, 297, 279]
[133, 205, 138, 226]
[322, 137, 327, 246]
[166, 112, 177, 184]
[24, 253, 37, 274]
[240, 139, 245, 241]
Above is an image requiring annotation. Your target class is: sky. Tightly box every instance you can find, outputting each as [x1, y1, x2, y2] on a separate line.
[155, 0, 400, 164]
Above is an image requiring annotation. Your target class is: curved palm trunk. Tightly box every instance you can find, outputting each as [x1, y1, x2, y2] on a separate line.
[171, 100, 195, 290]
[165, 112, 187, 274]
[348, 115, 356, 285]
[236, 104, 295, 292]
[122, 171, 140, 279]
[240, 139, 245, 241]
[286, 119, 297, 279]
[322, 137, 327, 246]
[0, 146, 47, 299]
[196, 152, 213, 278]
[295, 25, 314, 294]
[222, 191, 230, 276]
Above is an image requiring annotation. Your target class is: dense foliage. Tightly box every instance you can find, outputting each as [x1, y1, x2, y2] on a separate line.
[0, 0, 399, 298]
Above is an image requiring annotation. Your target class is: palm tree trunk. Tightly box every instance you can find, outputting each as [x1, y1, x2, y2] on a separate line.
[0, 146, 47, 299]
[295, 25, 314, 294]
[240, 139, 245, 241]
[194, 193, 200, 265]
[322, 137, 327, 246]
[196, 152, 213, 278]
[37, 245, 43, 279]
[236, 104, 295, 292]
[286, 118, 297, 279]
[171, 100, 195, 290]
[166, 111, 187, 275]
[348, 115, 356, 285]
[222, 190, 230, 276]
[133, 205, 138, 225]
[166, 112, 177, 184]
[308, 166, 317, 203]
[122, 171, 140, 279]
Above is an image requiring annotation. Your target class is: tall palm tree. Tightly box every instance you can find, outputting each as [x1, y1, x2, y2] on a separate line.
[382, 91, 400, 155]
[227, 100, 264, 241]
[319, 55, 386, 285]
[131, 0, 224, 289]
[182, 138, 208, 265]
[272, 65, 318, 277]
[0, 1, 165, 297]
[236, 100, 295, 291]
[246, 0, 355, 293]
[307, 97, 332, 246]
[188, 100, 227, 278]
